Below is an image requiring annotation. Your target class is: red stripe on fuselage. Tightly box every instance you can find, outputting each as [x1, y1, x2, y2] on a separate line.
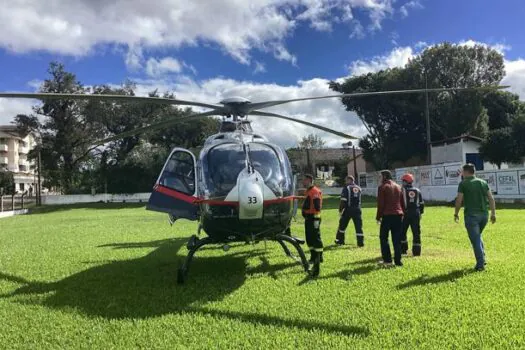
[154, 184, 198, 204]
[154, 185, 300, 207]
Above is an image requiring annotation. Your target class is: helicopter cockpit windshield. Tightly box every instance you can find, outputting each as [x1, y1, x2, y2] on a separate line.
[204, 142, 292, 198]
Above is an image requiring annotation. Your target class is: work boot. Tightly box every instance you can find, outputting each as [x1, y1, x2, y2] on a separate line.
[401, 241, 408, 255]
[334, 239, 345, 246]
[412, 244, 421, 256]
[311, 255, 321, 277]
[308, 250, 317, 264]
[319, 251, 324, 263]
[356, 233, 364, 247]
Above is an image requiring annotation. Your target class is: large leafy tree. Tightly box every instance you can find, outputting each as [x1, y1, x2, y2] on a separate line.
[330, 42, 505, 168]
[84, 82, 178, 164]
[483, 90, 522, 130]
[479, 128, 521, 169]
[0, 170, 15, 195]
[15, 62, 97, 194]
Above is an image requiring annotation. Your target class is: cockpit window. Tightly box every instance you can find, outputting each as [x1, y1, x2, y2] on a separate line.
[203, 142, 291, 198]
[158, 150, 196, 195]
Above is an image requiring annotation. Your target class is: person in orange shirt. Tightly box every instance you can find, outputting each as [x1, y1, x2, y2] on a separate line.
[376, 170, 406, 267]
[301, 174, 323, 277]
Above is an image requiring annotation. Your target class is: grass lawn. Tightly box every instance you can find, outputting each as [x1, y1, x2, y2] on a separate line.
[1, 196, 524, 349]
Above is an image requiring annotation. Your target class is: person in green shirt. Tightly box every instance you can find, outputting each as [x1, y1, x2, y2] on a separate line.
[454, 163, 497, 271]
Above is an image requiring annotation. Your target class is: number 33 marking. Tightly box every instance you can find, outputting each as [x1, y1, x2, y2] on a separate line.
[248, 197, 258, 204]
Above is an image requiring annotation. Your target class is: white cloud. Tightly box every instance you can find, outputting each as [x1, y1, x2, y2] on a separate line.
[0, 0, 397, 68]
[145, 57, 183, 77]
[0, 99, 35, 126]
[399, 0, 424, 18]
[457, 39, 511, 55]
[253, 61, 267, 74]
[347, 46, 415, 75]
[502, 58, 525, 99]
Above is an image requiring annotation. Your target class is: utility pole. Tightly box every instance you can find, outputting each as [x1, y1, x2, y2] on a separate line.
[37, 146, 42, 206]
[352, 144, 358, 185]
[425, 69, 432, 165]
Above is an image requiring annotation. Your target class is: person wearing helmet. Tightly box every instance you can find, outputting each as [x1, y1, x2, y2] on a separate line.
[335, 175, 364, 247]
[401, 173, 424, 256]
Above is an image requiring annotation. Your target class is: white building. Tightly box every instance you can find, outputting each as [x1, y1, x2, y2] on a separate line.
[0, 125, 37, 193]
[430, 134, 524, 170]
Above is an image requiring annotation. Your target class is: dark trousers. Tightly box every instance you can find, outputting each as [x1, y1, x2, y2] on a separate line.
[401, 213, 421, 255]
[380, 215, 403, 264]
[305, 216, 323, 260]
[336, 208, 364, 246]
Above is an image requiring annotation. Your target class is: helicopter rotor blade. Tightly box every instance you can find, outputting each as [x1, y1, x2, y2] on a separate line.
[246, 85, 510, 112]
[249, 110, 358, 139]
[92, 109, 223, 146]
[0, 92, 223, 110]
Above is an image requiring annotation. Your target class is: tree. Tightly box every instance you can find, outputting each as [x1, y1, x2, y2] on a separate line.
[15, 62, 97, 194]
[330, 42, 505, 168]
[298, 133, 325, 149]
[0, 170, 15, 195]
[482, 91, 521, 130]
[147, 106, 221, 150]
[511, 114, 525, 158]
[84, 82, 177, 165]
[479, 128, 521, 169]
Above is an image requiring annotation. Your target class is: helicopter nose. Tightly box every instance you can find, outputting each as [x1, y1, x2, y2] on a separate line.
[238, 172, 264, 220]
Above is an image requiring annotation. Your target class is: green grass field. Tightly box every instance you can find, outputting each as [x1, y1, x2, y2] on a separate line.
[1, 197, 525, 349]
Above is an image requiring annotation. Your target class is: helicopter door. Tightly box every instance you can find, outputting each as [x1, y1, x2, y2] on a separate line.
[146, 148, 199, 221]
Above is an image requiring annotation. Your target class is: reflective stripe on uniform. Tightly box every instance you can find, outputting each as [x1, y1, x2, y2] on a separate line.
[356, 233, 364, 236]
[313, 248, 324, 252]
[413, 243, 421, 246]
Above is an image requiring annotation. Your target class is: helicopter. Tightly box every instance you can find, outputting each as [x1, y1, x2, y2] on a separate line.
[0, 85, 508, 283]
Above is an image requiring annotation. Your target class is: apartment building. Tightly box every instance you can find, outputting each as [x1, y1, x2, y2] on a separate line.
[0, 125, 37, 193]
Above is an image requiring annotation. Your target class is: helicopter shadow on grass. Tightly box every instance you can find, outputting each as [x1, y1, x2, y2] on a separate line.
[0, 238, 369, 338]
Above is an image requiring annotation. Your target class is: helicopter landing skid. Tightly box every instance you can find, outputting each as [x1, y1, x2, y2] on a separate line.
[275, 234, 310, 273]
[176, 234, 310, 284]
[177, 235, 214, 284]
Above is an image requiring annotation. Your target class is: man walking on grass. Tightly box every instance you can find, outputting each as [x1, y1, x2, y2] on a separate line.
[454, 163, 497, 271]
[376, 170, 405, 267]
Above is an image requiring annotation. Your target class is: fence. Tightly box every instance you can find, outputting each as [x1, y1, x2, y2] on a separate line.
[358, 162, 525, 203]
[0, 193, 36, 212]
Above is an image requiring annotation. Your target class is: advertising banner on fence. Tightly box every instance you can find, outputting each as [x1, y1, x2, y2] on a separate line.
[359, 174, 367, 188]
[497, 171, 519, 195]
[519, 170, 525, 194]
[419, 167, 432, 186]
[445, 164, 462, 185]
[432, 166, 446, 186]
[477, 172, 497, 192]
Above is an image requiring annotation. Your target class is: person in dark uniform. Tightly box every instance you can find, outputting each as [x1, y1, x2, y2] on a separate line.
[301, 174, 323, 277]
[400, 173, 424, 256]
[335, 175, 364, 247]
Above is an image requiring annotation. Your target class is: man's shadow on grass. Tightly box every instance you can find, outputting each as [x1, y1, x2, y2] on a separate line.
[299, 257, 382, 285]
[396, 268, 475, 290]
[0, 238, 369, 338]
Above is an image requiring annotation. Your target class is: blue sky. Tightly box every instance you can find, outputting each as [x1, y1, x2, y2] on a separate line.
[0, 0, 524, 147]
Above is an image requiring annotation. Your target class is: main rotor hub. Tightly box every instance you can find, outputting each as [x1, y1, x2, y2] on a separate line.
[219, 96, 251, 105]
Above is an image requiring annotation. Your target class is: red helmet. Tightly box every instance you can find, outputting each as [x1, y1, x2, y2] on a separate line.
[401, 173, 414, 183]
